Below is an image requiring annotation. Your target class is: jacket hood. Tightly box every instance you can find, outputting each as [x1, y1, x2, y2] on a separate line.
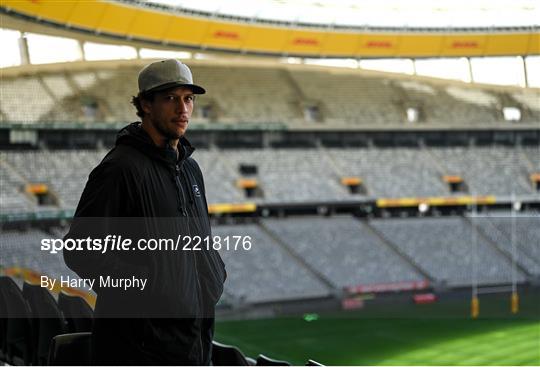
[116, 122, 195, 165]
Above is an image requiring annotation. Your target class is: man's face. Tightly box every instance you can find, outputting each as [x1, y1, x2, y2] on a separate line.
[143, 86, 195, 140]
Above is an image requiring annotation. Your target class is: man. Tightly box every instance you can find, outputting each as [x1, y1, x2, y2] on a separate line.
[63, 59, 226, 365]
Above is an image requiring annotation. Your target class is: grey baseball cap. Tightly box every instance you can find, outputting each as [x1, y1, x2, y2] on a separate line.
[138, 59, 205, 94]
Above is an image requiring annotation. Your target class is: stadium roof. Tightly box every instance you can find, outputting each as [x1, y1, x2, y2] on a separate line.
[146, 0, 539, 28]
[1, 0, 539, 87]
[2, 0, 539, 59]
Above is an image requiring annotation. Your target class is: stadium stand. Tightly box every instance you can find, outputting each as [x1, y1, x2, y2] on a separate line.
[327, 147, 450, 198]
[80, 69, 140, 123]
[288, 70, 404, 125]
[0, 229, 81, 285]
[509, 91, 540, 123]
[0, 276, 93, 366]
[22, 282, 68, 365]
[213, 224, 330, 304]
[2, 63, 538, 126]
[472, 212, 540, 277]
[1, 2, 539, 365]
[222, 148, 348, 203]
[1, 143, 538, 214]
[369, 216, 528, 287]
[1, 149, 106, 209]
[193, 149, 246, 204]
[522, 145, 540, 172]
[262, 216, 425, 288]
[397, 81, 501, 125]
[0, 276, 34, 365]
[1, 76, 55, 123]
[191, 65, 302, 124]
[428, 146, 535, 197]
[2, 213, 537, 304]
[0, 159, 37, 213]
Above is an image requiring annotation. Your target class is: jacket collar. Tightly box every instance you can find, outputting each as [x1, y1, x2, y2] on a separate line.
[116, 122, 196, 166]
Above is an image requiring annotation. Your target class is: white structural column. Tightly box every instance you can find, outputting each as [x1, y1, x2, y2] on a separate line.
[467, 57, 474, 83]
[521, 56, 529, 88]
[18, 33, 30, 65]
[78, 40, 86, 61]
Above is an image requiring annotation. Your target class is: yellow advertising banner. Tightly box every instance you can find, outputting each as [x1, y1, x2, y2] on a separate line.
[2, 0, 538, 57]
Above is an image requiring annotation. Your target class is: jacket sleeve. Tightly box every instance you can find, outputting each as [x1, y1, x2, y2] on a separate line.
[190, 159, 211, 215]
[63, 158, 147, 285]
[189, 158, 227, 286]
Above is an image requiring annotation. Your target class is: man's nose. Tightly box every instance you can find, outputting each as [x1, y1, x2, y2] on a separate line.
[176, 99, 188, 113]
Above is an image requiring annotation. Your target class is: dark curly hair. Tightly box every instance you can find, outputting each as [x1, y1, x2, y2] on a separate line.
[131, 91, 156, 119]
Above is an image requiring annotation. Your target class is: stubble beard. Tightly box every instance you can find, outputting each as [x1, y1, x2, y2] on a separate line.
[152, 118, 183, 143]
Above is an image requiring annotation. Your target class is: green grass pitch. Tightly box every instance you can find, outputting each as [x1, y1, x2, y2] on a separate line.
[215, 292, 540, 365]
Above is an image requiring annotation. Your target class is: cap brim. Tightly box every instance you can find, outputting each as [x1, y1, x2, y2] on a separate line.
[145, 82, 206, 94]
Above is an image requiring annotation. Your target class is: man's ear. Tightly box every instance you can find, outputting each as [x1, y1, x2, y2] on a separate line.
[141, 98, 152, 115]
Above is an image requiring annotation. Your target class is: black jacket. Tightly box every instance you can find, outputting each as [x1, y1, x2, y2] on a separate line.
[64, 122, 226, 365]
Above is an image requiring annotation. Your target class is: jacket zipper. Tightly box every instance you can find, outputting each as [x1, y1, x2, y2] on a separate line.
[174, 164, 188, 217]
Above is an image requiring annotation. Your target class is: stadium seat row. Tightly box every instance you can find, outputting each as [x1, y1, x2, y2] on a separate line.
[212, 340, 323, 366]
[0, 276, 93, 365]
[0, 276, 324, 366]
[1, 145, 539, 213]
[2, 65, 539, 125]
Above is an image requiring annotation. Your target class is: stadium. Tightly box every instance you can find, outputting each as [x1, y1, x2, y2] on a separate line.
[0, 0, 539, 365]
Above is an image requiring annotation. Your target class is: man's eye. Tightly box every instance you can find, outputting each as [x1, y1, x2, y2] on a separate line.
[186, 96, 194, 102]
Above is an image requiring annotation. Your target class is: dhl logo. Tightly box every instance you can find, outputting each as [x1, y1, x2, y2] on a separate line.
[451, 41, 479, 48]
[293, 38, 319, 46]
[213, 31, 240, 40]
[365, 41, 393, 48]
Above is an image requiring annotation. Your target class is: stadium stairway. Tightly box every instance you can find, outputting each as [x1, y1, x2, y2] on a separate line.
[518, 146, 536, 174]
[281, 69, 306, 104]
[0, 158, 29, 186]
[462, 216, 532, 278]
[362, 219, 435, 284]
[0, 158, 38, 205]
[421, 144, 454, 184]
[282, 69, 305, 117]
[258, 221, 337, 295]
[316, 146, 346, 179]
